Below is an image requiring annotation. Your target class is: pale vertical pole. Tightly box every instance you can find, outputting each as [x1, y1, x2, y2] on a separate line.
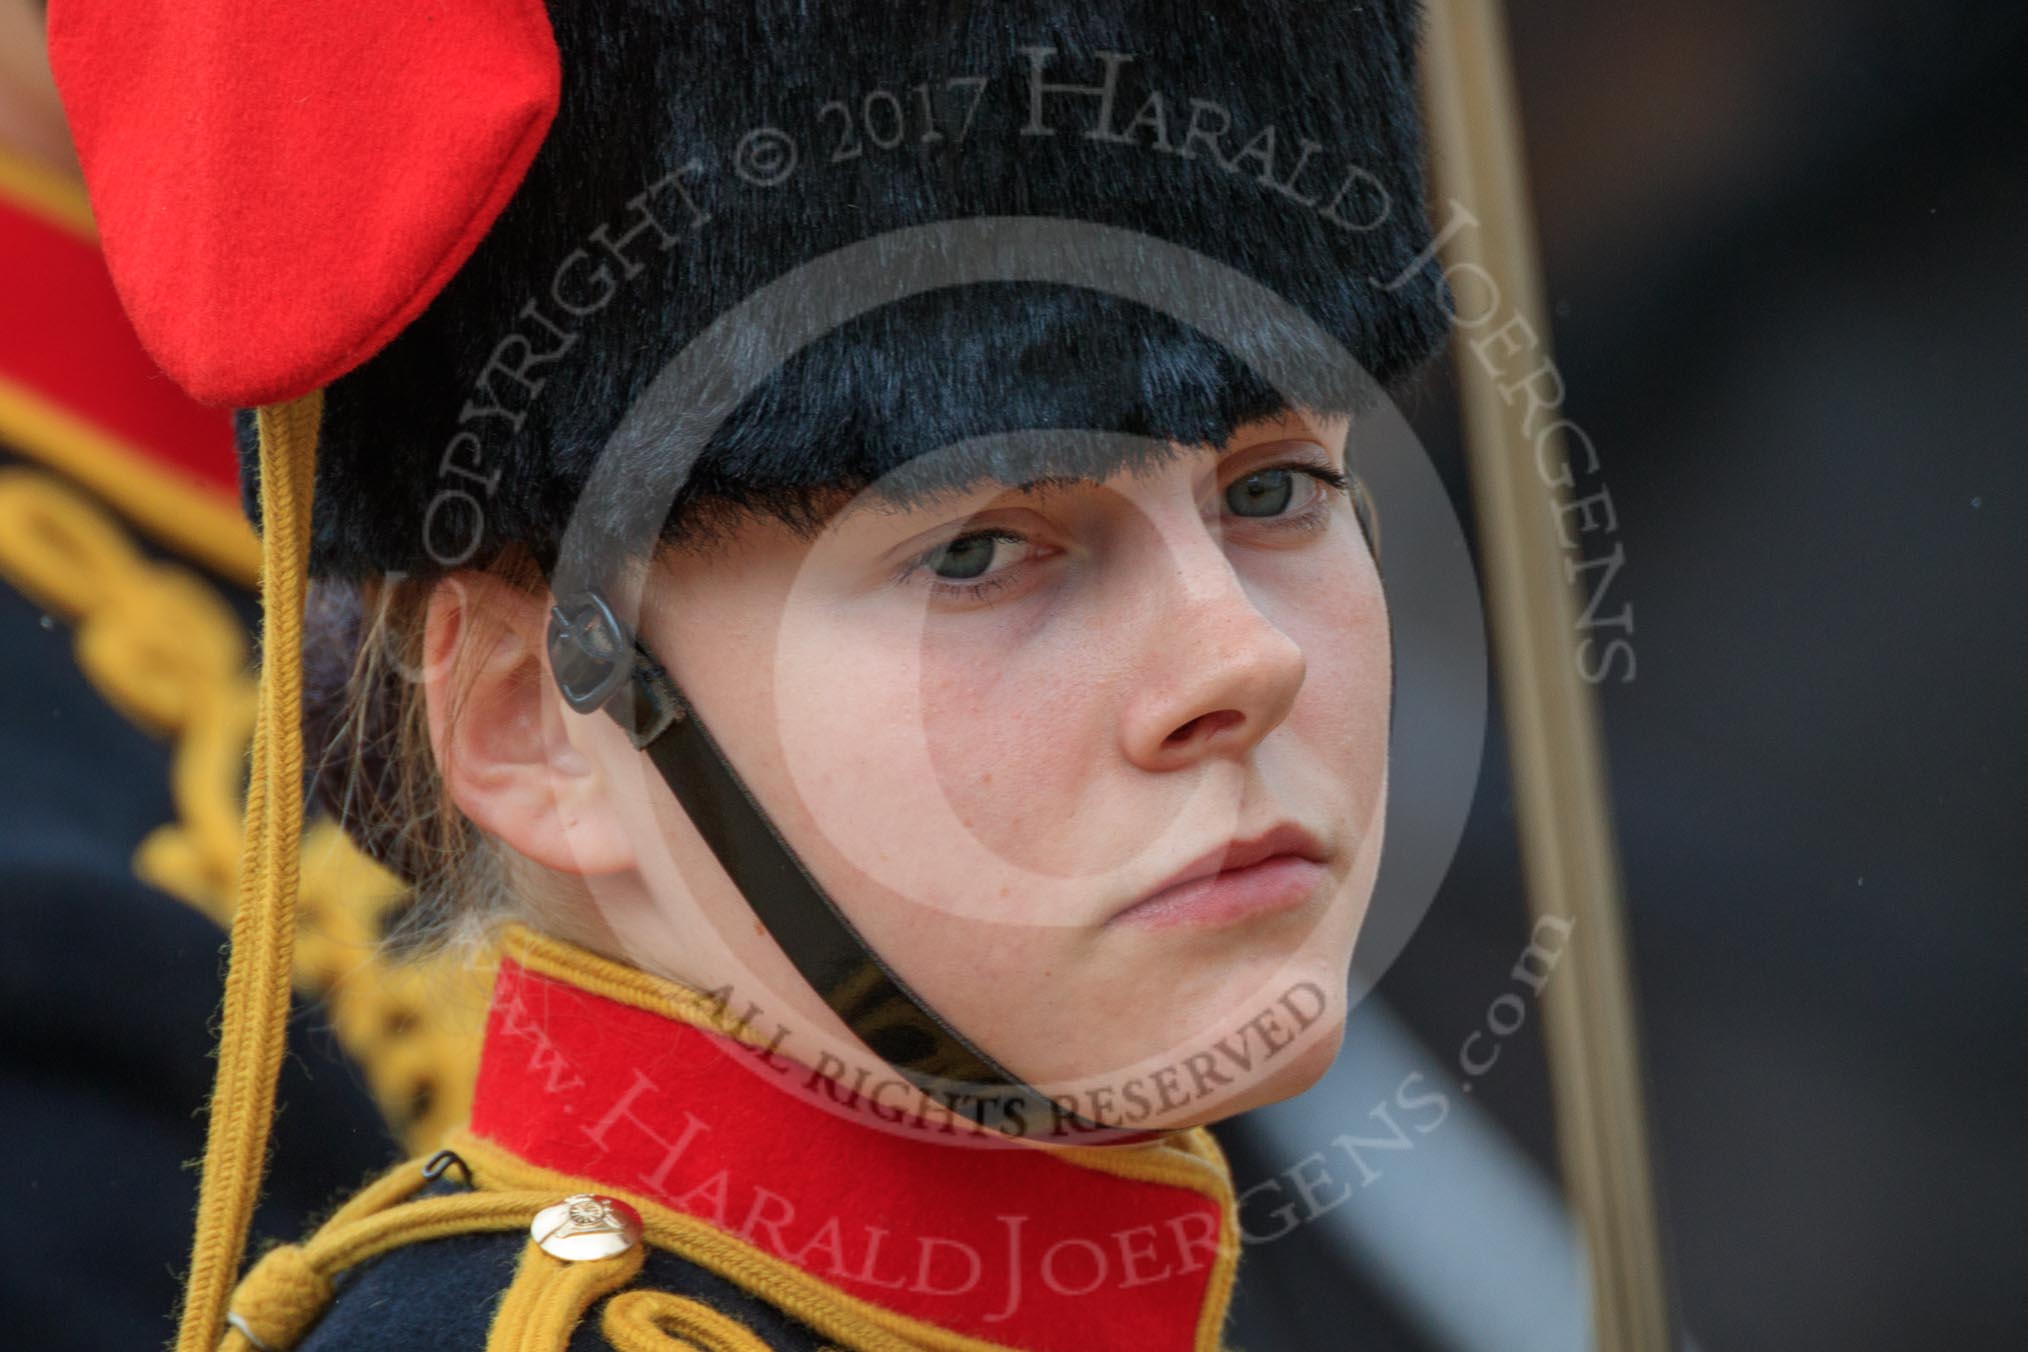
[1420, 2, 1675, 1346]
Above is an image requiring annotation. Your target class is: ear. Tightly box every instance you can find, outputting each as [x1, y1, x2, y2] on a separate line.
[422, 571, 636, 877]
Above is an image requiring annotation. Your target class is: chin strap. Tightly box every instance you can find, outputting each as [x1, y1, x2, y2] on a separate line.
[545, 590, 1119, 1143]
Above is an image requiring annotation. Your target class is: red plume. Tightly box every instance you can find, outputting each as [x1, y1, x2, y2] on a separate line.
[47, 0, 561, 407]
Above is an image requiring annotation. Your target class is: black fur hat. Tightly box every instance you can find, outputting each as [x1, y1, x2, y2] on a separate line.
[243, 0, 1452, 581]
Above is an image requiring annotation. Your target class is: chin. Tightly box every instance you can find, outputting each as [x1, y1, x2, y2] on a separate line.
[1162, 1002, 1348, 1132]
[1242, 1009, 1348, 1115]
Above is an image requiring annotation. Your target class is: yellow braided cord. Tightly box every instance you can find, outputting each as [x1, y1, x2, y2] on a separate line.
[0, 466, 489, 1152]
[217, 1244, 331, 1352]
[215, 1172, 568, 1351]
[446, 1132, 1019, 1352]
[174, 392, 321, 1352]
[487, 1242, 647, 1352]
[308, 1190, 567, 1275]
[602, 1291, 778, 1352]
[208, 1150, 846, 1352]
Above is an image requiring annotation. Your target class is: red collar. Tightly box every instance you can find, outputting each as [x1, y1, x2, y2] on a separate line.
[464, 925, 1241, 1352]
[0, 148, 252, 581]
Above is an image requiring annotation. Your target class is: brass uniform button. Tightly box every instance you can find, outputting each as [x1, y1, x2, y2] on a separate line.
[531, 1194, 644, 1261]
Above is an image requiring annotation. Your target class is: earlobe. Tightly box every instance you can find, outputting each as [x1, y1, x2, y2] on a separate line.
[422, 572, 637, 877]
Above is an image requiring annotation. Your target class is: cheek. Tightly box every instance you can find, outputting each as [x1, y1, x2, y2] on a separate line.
[1276, 535, 1390, 731]
[767, 606, 1113, 910]
[916, 625, 1121, 878]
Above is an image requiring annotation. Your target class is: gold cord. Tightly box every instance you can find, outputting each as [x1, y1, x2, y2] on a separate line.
[601, 1291, 779, 1352]
[174, 392, 322, 1352]
[487, 1242, 647, 1352]
[0, 464, 489, 1150]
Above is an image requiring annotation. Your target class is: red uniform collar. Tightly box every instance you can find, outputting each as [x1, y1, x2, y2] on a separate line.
[462, 925, 1242, 1352]
[0, 148, 253, 581]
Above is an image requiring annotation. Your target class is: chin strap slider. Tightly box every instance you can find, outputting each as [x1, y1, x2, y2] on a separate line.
[546, 590, 687, 748]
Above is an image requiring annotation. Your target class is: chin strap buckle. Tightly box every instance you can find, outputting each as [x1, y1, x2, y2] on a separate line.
[547, 590, 687, 748]
[547, 591, 632, 713]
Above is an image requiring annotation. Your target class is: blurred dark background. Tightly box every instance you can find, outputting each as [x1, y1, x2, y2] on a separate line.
[1220, 2, 2028, 1349]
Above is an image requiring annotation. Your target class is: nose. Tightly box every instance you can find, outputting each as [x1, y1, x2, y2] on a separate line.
[1116, 509, 1308, 772]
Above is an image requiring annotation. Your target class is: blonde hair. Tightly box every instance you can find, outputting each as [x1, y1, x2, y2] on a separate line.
[305, 540, 586, 960]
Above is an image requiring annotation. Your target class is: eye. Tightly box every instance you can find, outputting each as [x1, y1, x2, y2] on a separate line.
[1226, 467, 1300, 517]
[924, 530, 1015, 581]
[1221, 461, 1351, 525]
[896, 526, 1039, 604]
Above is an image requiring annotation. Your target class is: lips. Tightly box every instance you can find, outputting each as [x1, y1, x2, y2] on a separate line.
[1115, 821, 1329, 923]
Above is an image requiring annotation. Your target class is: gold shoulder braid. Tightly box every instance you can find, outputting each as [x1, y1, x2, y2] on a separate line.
[218, 1143, 979, 1352]
[212, 1153, 762, 1352]
[0, 465, 489, 1150]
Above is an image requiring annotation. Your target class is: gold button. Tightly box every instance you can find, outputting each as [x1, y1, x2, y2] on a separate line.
[531, 1193, 643, 1261]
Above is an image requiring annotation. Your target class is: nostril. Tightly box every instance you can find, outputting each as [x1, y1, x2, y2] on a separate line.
[1166, 708, 1242, 746]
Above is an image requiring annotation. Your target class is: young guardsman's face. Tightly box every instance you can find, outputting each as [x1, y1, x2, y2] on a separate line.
[437, 407, 1388, 1133]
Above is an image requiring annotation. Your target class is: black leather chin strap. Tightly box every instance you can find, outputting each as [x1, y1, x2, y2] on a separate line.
[545, 590, 1113, 1142]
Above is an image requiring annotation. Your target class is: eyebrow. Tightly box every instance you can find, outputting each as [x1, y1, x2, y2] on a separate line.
[841, 473, 1083, 525]
[837, 420, 1344, 526]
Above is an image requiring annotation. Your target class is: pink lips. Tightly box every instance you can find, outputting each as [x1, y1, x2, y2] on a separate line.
[1110, 823, 1330, 930]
